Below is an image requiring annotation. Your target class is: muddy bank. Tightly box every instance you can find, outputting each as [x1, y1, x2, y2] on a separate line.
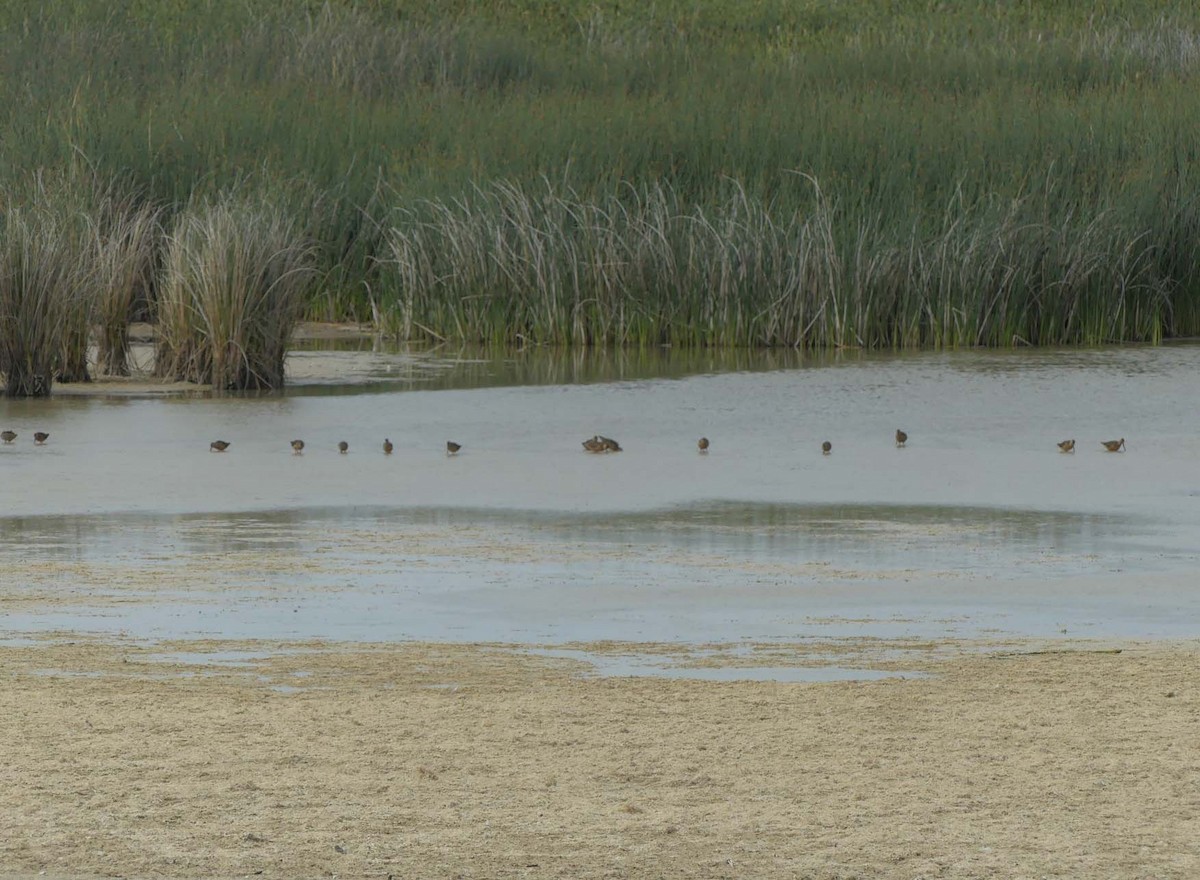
[2, 638, 1197, 878]
[46, 323, 374, 397]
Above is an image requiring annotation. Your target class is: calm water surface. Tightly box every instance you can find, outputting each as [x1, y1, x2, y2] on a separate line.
[2, 343, 1198, 650]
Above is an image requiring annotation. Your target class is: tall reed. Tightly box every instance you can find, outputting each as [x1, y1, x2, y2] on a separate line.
[383, 180, 1184, 349]
[12, 174, 100, 384]
[156, 196, 315, 390]
[0, 208, 89, 397]
[56, 236, 95, 384]
[88, 197, 162, 376]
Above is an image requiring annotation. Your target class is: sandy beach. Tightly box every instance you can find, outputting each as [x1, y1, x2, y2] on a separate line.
[2, 637, 1197, 879]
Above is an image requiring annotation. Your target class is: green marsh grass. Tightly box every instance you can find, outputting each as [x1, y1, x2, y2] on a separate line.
[383, 179, 1180, 348]
[1, 2, 1199, 350]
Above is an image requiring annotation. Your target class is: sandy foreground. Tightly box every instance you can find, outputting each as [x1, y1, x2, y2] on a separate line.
[1, 638, 1197, 879]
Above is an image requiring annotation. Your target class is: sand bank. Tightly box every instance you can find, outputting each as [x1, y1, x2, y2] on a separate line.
[2, 638, 1197, 878]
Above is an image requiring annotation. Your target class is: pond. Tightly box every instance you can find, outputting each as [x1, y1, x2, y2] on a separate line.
[1, 341, 1198, 648]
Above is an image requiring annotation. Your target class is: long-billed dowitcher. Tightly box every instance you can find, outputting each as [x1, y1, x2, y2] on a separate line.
[822, 440, 832, 455]
[698, 437, 710, 453]
[446, 441, 462, 455]
[210, 440, 230, 452]
[582, 436, 605, 453]
[33, 432, 49, 445]
[338, 441, 349, 454]
[1057, 439, 1075, 453]
[383, 438, 394, 455]
[599, 435, 622, 452]
[291, 439, 305, 455]
[1, 430, 15, 444]
[895, 429, 908, 447]
[1102, 438, 1126, 452]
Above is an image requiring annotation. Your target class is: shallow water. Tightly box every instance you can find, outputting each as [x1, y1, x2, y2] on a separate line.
[284, 338, 820, 393]
[2, 343, 1199, 651]
[524, 649, 930, 682]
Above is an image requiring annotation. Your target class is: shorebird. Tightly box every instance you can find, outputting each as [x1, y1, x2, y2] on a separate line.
[1, 430, 15, 444]
[446, 441, 462, 455]
[599, 435, 622, 452]
[1102, 438, 1126, 452]
[291, 439, 305, 455]
[895, 429, 908, 447]
[383, 438, 394, 455]
[582, 436, 605, 453]
[698, 437, 710, 453]
[338, 441, 349, 454]
[33, 432, 49, 445]
[1057, 439, 1075, 453]
[210, 440, 230, 452]
[822, 440, 832, 455]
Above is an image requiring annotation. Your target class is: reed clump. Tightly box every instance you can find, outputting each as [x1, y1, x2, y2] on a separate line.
[15, 174, 101, 385]
[156, 196, 315, 390]
[0, 208, 90, 397]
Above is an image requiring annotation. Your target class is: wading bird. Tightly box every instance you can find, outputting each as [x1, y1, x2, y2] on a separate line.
[895, 429, 908, 447]
[822, 441, 832, 455]
[1, 430, 15, 444]
[446, 441, 462, 455]
[582, 436, 605, 453]
[698, 437, 710, 453]
[1057, 439, 1075, 453]
[291, 439, 305, 455]
[599, 436, 622, 452]
[383, 438, 393, 455]
[33, 432, 49, 445]
[210, 440, 230, 452]
[338, 441, 349, 454]
[1102, 438, 1126, 452]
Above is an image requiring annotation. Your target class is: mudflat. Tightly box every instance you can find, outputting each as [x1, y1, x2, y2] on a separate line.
[2, 638, 1197, 879]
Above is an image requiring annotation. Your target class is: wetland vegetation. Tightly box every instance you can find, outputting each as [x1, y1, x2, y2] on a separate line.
[2, 0, 1200, 393]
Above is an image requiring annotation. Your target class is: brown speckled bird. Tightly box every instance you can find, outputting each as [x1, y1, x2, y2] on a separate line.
[1, 430, 15, 444]
[446, 441, 462, 455]
[895, 429, 907, 447]
[822, 440, 832, 455]
[33, 432, 49, 445]
[582, 436, 605, 453]
[599, 435, 622, 453]
[210, 440, 230, 452]
[383, 438, 394, 455]
[1057, 439, 1075, 453]
[291, 439, 305, 455]
[698, 437, 710, 453]
[338, 441, 349, 454]
[1102, 438, 1126, 453]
